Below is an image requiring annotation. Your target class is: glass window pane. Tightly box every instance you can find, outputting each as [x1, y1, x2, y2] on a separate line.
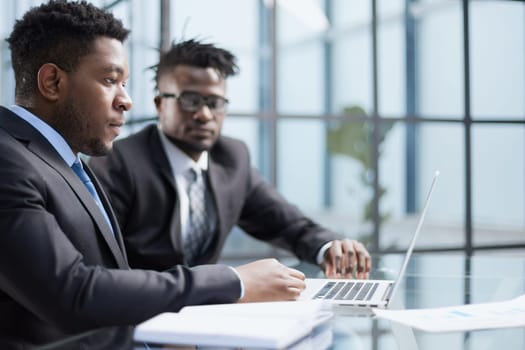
[333, 0, 370, 28]
[377, 0, 405, 117]
[379, 121, 407, 227]
[277, 0, 326, 115]
[326, 120, 374, 240]
[381, 123, 465, 250]
[277, 118, 370, 243]
[378, 18, 405, 117]
[273, 118, 375, 242]
[277, 42, 324, 114]
[170, 0, 259, 114]
[472, 125, 525, 246]
[415, 1, 464, 118]
[277, 0, 327, 43]
[331, 26, 373, 114]
[470, 1, 525, 120]
[221, 116, 260, 167]
[277, 119, 325, 209]
[331, 0, 372, 114]
[418, 123, 465, 247]
[0, 0, 16, 105]
[171, 0, 257, 46]
[126, 0, 160, 121]
[378, 0, 404, 18]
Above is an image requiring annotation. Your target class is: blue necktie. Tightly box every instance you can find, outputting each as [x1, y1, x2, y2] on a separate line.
[71, 161, 114, 235]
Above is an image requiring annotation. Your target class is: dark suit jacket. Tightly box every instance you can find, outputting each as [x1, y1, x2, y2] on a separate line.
[89, 124, 340, 271]
[0, 107, 241, 349]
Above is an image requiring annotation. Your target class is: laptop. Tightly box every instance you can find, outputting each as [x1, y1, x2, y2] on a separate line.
[299, 171, 440, 311]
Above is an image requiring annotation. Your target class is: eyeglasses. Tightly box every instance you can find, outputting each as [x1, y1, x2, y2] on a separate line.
[158, 91, 229, 114]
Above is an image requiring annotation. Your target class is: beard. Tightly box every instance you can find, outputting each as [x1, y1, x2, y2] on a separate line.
[52, 98, 110, 156]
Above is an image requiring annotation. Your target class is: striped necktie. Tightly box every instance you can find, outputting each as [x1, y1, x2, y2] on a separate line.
[184, 168, 210, 265]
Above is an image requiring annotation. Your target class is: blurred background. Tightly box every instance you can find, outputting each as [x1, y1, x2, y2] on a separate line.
[1, 0, 524, 262]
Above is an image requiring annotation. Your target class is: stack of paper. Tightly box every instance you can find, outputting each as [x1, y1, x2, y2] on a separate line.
[134, 300, 333, 349]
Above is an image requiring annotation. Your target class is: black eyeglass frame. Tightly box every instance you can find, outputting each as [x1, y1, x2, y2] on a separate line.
[157, 91, 229, 113]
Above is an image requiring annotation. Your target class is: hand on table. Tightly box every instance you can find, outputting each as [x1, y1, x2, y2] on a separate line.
[322, 239, 371, 279]
[235, 258, 305, 303]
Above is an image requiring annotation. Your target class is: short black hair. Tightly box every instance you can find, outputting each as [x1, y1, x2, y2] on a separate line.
[153, 39, 239, 90]
[6, 0, 130, 100]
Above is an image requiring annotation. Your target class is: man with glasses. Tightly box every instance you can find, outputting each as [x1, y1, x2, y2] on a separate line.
[89, 39, 371, 279]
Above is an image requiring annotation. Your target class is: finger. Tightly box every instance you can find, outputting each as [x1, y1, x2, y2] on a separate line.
[287, 267, 306, 280]
[360, 252, 372, 279]
[355, 258, 363, 278]
[354, 242, 371, 278]
[341, 240, 357, 277]
[286, 277, 306, 292]
[287, 286, 304, 300]
[322, 247, 337, 277]
[330, 240, 343, 276]
[340, 243, 349, 276]
[323, 260, 336, 278]
[343, 239, 355, 278]
[355, 243, 365, 275]
[345, 251, 355, 278]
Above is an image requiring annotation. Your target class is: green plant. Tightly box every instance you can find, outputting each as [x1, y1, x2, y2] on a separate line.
[326, 105, 394, 241]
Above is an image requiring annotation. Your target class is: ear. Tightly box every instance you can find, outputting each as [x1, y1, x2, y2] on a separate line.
[37, 63, 65, 102]
[153, 96, 162, 112]
[154, 95, 162, 109]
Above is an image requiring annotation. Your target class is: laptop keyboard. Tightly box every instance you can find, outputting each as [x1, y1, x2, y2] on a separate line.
[313, 281, 379, 301]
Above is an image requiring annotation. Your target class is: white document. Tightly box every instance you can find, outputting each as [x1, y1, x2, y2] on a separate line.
[134, 300, 333, 349]
[373, 294, 525, 332]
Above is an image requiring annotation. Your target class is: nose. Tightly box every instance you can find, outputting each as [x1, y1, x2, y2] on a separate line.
[115, 89, 133, 112]
[193, 104, 214, 122]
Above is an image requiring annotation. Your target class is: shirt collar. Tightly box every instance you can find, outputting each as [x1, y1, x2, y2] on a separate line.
[9, 105, 77, 166]
[158, 127, 209, 177]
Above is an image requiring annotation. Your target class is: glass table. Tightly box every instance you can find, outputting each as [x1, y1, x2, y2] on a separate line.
[34, 253, 525, 350]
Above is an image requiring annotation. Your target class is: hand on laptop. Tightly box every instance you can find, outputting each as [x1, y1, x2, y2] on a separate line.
[323, 239, 371, 279]
[235, 258, 306, 303]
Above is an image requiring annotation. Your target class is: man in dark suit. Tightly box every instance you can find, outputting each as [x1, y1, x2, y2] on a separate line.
[89, 39, 372, 279]
[0, 2, 306, 348]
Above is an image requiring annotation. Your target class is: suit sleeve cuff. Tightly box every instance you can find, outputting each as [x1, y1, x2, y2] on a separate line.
[316, 241, 333, 265]
[228, 266, 244, 300]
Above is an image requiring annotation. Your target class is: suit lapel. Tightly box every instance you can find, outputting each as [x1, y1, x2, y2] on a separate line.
[0, 107, 128, 268]
[207, 157, 228, 239]
[149, 127, 183, 252]
[56, 158, 128, 268]
[84, 163, 129, 266]
[149, 128, 177, 189]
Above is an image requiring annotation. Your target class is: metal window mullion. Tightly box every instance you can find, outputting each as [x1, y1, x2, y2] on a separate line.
[257, 1, 273, 184]
[371, 2, 381, 350]
[323, 0, 333, 208]
[371, 0, 381, 254]
[160, 0, 171, 53]
[270, 1, 278, 187]
[405, 0, 418, 214]
[462, 0, 473, 257]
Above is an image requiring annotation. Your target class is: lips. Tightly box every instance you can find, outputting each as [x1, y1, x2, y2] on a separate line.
[190, 125, 214, 137]
[109, 118, 124, 128]
[108, 120, 124, 137]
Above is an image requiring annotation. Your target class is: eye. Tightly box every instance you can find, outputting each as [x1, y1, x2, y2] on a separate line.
[104, 78, 116, 85]
[181, 93, 201, 106]
[208, 98, 220, 109]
